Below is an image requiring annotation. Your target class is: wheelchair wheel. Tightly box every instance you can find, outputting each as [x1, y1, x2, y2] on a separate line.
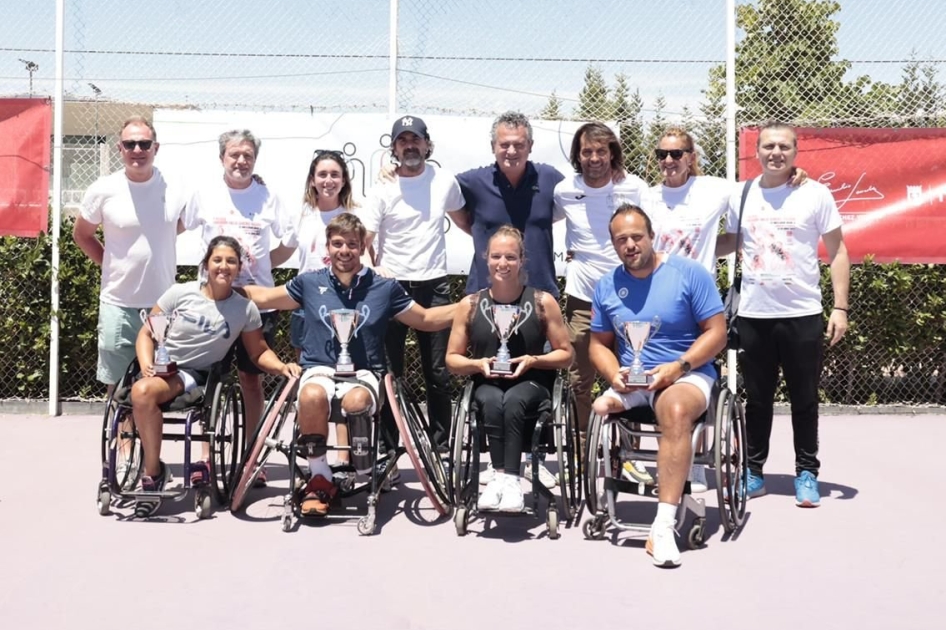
[104, 403, 142, 493]
[209, 380, 245, 506]
[230, 376, 298, 512]
[583, 412, 603, 515]
[714, 387, 748, 533]
[553, 379, 583, 521]
[100, 359, 139, 465]
[386, 374, 451, 517]
[450, 383, 475, 508]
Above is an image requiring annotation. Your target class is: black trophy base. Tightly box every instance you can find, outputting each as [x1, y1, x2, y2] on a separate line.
[491, 360, 514, 375]
[334, 363, 356, 376]
[154, 362, 178, 377]
[623, 372, 653, 387]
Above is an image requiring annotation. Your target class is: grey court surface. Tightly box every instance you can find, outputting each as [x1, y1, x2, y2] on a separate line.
[0, 412, 942, 630]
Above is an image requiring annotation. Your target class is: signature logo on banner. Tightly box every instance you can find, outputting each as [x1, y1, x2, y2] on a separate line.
[818, 171, 886, 210]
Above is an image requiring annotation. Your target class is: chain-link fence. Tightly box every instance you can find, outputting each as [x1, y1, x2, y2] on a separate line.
[1, 0, 944, 407]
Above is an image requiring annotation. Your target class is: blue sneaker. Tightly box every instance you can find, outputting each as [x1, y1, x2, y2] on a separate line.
[794, 471, 820, 508]
[724, 469, 765, 502]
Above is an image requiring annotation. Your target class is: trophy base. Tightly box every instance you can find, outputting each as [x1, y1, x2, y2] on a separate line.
[153, 362, 178, 377]
[334, 363, 356, 376]
[623, 372, 653, 387]
[491, 360, 514, 375]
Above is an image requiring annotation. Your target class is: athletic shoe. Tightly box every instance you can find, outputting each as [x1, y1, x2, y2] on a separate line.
[479, 463, 495, 485]
[524, 461, 557, 489]
[621, 460, 654, 484]
[726, 469, 766, 502]
[498, 474, 525, 512]
[300, 475, 337, 516]
[135, 461, 172, 518]
[646, 520, 681, 568]
[688, 465, 708, 493]
[332, 469, 357, 493]
[379, 460, 400, 492]
[116, 459, 140, 491]
[477, 476, 504, 511]
[794, 470, 821, 508]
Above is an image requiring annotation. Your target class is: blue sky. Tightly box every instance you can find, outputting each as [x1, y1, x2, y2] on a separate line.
[2, 1, 944, 121]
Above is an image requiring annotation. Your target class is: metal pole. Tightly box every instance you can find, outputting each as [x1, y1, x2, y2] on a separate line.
[388, 0, 398, 117]
[725, 0, 738, 394]
[49, 0, 66, 415]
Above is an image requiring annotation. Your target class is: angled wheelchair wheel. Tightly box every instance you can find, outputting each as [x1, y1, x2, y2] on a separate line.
[553, 379, 582, 521]
[451, 382, 475, 509]
[230, 376, 298, 512]
[386, 374, 451, 516]
[583, 411, 603, 515]
[209, 380, 245, 506]
[100, 360, 141, 490]
[714, 387, 748, 533]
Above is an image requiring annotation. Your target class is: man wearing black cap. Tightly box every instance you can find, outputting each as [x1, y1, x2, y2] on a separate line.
[363, 115, 466, 460]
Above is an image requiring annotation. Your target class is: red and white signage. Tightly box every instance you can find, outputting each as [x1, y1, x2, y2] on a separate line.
[0, 98, 51, 237]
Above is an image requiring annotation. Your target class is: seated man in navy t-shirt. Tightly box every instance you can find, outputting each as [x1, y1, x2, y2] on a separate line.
[243, 213, 456, 517]
[589, 204, 726, 568]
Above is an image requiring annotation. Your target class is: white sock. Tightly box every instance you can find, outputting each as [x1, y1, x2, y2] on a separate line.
[308, 456, 332, 481]
[655, 502, 677, 526]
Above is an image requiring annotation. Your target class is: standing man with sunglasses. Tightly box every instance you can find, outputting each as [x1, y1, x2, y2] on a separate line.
[363, 116, 466, 464]
[74, 116, 186, 395]
[182, 130, 295, 474]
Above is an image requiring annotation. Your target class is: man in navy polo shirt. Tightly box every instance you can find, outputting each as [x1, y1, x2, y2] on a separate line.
[452, 111, 564, 298]
[243, 213, 456, 517]
[589, 204, 725, 568]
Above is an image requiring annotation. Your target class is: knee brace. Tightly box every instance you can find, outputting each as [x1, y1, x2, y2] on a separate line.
[297, 434, 328, 458]
[345, 409, 374, 473]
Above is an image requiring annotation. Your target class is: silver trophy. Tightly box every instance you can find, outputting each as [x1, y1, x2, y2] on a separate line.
[620, 316, 662, 386]
[319, 305, 369, 375]
[140, 309, 178, 376]
[480, 299, 534, 375]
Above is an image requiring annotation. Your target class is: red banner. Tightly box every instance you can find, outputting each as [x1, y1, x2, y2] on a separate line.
[739, 127, 946, 264]
[0, 98, 51, 237]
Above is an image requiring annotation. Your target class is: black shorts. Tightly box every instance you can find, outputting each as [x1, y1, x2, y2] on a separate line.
[236, 311, 279, 375]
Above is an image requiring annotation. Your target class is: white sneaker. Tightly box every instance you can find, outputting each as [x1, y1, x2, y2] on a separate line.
[477, 476, 504, 511]
[688, 465, 708, 493]
[479, 463, 495, 485]
[524, 461, 558, 489]
[646, 520, 681, 567]
[116, 460, 140, 491]
[498, 474, 525, 512]
[621, 460, 654, 484]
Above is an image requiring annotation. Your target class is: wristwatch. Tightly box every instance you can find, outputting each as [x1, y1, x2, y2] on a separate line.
[677, 359, 692, 375]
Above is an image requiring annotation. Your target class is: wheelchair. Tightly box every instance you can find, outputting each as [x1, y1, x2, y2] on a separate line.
[582, 376, 748, 548]
[96, 355, 245, 519]
[229, 372, 451, 535]
[450, 375, 582, 539]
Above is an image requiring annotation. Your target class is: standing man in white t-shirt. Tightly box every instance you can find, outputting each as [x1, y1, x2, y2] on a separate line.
[363, 116, 466, 458]
[721, 120, 850, 508]
[183, 130, 295, 467]
[552, 121, 649, 483]
[74, 116, 184, 394]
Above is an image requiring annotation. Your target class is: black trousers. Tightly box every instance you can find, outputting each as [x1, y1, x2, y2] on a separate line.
[381, 277, 453, 452]
[738, 314, 823, 477]
[474, 380, 549, 476]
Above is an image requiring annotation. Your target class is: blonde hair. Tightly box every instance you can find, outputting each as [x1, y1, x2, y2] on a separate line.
[659, 127, 702, 177]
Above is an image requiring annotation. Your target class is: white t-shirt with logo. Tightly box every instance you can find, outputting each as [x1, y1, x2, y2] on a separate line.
[281, 204, 349, 275]
[362, 164, 464, 281]
[79, 167, 183, 308]
[553, 174, 647, 302]
[183, 179, 292, 288]
[642, 175, 734, 275]
[725, 179, 842, 318]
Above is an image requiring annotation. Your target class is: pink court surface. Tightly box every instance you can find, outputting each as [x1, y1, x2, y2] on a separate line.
[0, 412, 942, 630]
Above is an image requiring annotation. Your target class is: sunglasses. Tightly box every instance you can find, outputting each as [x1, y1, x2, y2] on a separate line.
[655, 148, 690, 160]
[121, 139, 154, 151]
[313, 149, 344, 159]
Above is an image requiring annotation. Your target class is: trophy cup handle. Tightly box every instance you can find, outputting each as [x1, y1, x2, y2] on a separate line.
[478, 298, 496, 335]
[352, 305, 372, 338]
[318, 305, 334, 333]
[140, 309, 150, 326]
[650, 315, 662, 340]
[509, 301, 533, 337]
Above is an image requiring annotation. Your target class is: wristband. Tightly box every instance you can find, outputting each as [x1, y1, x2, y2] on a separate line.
[833, 307, 849, 313]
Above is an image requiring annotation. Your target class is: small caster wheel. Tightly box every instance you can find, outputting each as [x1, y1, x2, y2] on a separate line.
[582, 519, 599, 540]
[97, 487, 111, 516]
[195, 489, 213, 520]
[454, 506, 468, 536]
[281, 514, 293, 533]
[687, 519, 705, 549]
[547, 509, 560, 540]
[357, 516, 376, 536]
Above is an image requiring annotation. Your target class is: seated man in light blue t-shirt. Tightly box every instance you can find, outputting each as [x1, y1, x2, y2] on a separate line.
[589, 204, 726, 568]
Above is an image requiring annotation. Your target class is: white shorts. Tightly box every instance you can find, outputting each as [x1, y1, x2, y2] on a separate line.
[603, 371, 715, 413]
[298, 366, 380, 416]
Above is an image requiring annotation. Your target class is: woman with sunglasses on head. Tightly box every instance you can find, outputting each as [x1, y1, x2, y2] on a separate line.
[641, 127, 806, 492]
[280, 150, 360, 482]
[131, 235, 300, 517]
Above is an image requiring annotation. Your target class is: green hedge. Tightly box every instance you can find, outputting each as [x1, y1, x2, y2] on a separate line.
[1, 217, 944, 405]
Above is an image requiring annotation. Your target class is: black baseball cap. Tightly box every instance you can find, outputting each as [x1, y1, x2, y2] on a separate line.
[391, 115, 429, 142]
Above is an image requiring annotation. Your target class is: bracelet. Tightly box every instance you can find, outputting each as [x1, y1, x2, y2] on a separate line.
[833, 307, 849, 313]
